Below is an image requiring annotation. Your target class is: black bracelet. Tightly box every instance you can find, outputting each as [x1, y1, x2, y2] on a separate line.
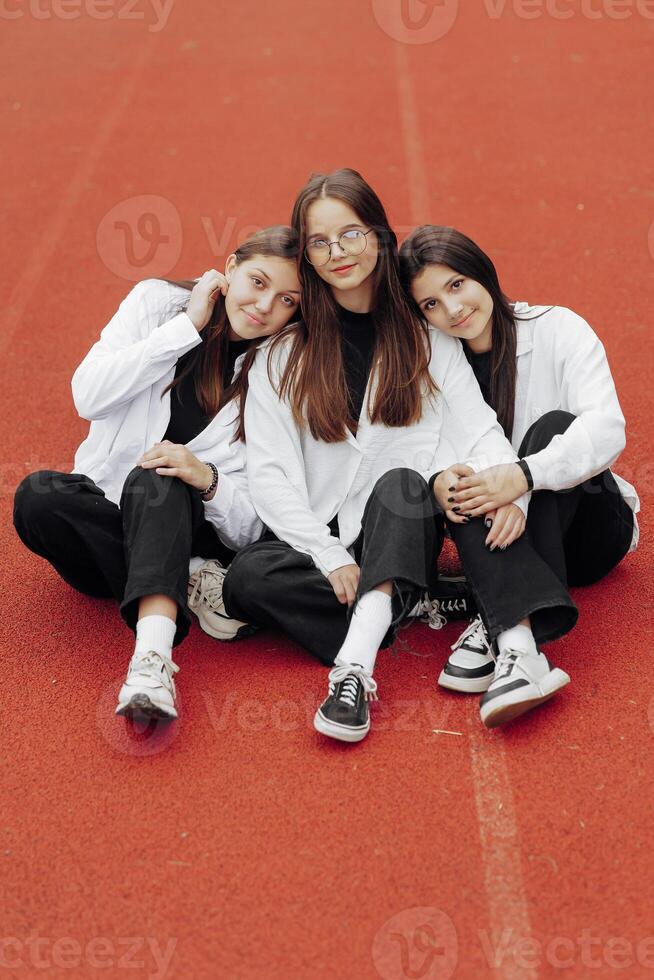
[516, 458, 534, 491]
[200, 462, 219, 499]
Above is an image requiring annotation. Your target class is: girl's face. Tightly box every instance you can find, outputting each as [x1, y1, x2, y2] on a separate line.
[410, 263, 494, 352]
[224, 254, 301, 341]
[304, 197, 379, 297]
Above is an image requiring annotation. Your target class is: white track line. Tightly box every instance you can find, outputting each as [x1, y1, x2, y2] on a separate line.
[469, 725, 538, 979]
[2, 39, 155, 357]
[394, 45, 537, 977]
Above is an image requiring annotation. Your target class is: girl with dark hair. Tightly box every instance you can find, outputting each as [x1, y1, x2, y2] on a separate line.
[221, 170, 578, 740]
[13, 227, 301, 722]
[399, 225, 639, 700]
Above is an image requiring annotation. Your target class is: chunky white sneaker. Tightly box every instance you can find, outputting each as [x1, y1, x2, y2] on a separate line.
[479, 648, 570, 728]
[115, 650, 180, 720]
[314, 663, 378, 743]
[438, 615, 496, 694]
[187, 560, 257, 641]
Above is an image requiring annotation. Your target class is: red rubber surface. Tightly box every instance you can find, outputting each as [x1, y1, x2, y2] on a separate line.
[2, 3, 653, 978]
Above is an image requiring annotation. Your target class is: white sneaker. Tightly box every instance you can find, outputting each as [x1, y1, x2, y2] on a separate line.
[479, 648, 570, 728]
[408, 594, 448, 630]
[187, 560, 257, 641]
[115, 650, 180, 720]
[439, 615, 496, 694]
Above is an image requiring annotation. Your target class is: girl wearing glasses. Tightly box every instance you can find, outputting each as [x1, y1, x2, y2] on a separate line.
[13, 227, 301, 723]
[221, 169, 578, 741]
[398, 225, 639, 696]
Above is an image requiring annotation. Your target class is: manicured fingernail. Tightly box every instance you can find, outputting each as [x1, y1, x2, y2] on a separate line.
[484, 519, 492, 528]
[447, 496, 455, 503]
[463, 518, 471, 524]
[501, 544, 507, 550]
[452, 506, 461, 512]
[449, 486, 456, 492]
[464, 513, 473, 518]
[489, 545, 496, 551]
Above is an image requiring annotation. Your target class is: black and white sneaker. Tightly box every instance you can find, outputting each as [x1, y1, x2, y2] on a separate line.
[313, 663, 378, 743]
[438, 615, 496, 694]
[480, 648, 570, 728]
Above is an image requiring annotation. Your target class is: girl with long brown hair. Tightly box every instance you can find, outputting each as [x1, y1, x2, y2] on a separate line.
[13, 226, 300, 722]
[221, 170, 578, 740]
[399, 225, 639, 706]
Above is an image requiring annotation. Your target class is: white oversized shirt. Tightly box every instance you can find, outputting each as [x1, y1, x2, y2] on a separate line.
[245, 325, 527, 577]
[511, 302, 639, 550]
[70, 279, 263, 550]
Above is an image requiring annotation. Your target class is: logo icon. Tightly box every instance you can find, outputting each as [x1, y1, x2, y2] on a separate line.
[96, 194, 182, 282]
[371, 0, 459, 44]
[372, 907, 458, 980]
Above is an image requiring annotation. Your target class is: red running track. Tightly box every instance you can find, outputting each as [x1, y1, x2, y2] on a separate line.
[2, 2, 653, 978]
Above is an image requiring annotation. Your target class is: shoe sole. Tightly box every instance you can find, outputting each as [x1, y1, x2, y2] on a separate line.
[480, 669, 570, 728]
[193, 609, 259, 642]
[313, 709, 369, 743]
[438, 668, 494, 694]
[115, 693, 178, 721]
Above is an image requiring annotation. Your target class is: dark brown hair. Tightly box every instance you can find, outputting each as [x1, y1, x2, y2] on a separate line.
[160, 225, 299, 440]
[268, 168, 436, 442]
[399, 226, 521, 437]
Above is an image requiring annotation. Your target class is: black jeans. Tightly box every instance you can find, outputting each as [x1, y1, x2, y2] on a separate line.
[223, 467, 577, 665]
[13, 468, 234, 646]
[518, 411, 635, 587]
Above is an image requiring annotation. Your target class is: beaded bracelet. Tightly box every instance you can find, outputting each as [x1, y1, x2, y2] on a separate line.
[200, 462, 219, 499]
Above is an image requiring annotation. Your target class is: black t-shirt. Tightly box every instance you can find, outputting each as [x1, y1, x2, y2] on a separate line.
[163, 338, 251, 445]
[464, 346, 493, 406]
[337, 305, 376, 429]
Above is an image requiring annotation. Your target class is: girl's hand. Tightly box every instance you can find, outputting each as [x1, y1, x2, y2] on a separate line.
[327, 563, 361, 606]
[186, 269, 228, 332]
[433, 464, 474, 523]
[484, 503, 526, 550]
[139, 441, 214, 492]
[449, 462, 528, 515]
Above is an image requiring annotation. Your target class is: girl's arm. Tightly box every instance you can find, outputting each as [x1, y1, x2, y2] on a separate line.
[71, 280, 201, 421]
[432, 333, 530, 516]
[521, 309, 626, 491]
[244, 350, 356, 577]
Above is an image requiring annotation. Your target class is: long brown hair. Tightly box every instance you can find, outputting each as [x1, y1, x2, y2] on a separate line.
[399, 226, 522, 438]
[269, 168, 436, 443]
[160, 225, 299, 440]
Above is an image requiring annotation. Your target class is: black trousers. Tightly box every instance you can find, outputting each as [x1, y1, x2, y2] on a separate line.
[223, 467, 577, 666]
[518, 411, 634, 587]
[13, 468, 234, 646]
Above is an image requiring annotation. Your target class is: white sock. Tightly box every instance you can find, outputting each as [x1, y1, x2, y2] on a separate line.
[335, 590, 393, 674]
[134, 615, 177, 659]
[496, 623, 538, 658]
[189, 556, 205, 575]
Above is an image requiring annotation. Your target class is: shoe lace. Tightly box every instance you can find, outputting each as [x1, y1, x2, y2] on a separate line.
[328, 664, 379, 705]
[130, 650, 180, 690]
[414, 595, 448, 631]
[494, 648, 521, 680]
[451, 615, 490, 655]
[188, 561, 225, 610]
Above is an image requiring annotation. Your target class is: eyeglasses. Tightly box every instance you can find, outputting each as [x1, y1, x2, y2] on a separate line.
[304, 228, 374, 267]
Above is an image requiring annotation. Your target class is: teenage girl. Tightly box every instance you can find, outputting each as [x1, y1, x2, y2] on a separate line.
[399, 225, 639, 696]
[13, 227, 301, 721]
[221, 170, 579, 740]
